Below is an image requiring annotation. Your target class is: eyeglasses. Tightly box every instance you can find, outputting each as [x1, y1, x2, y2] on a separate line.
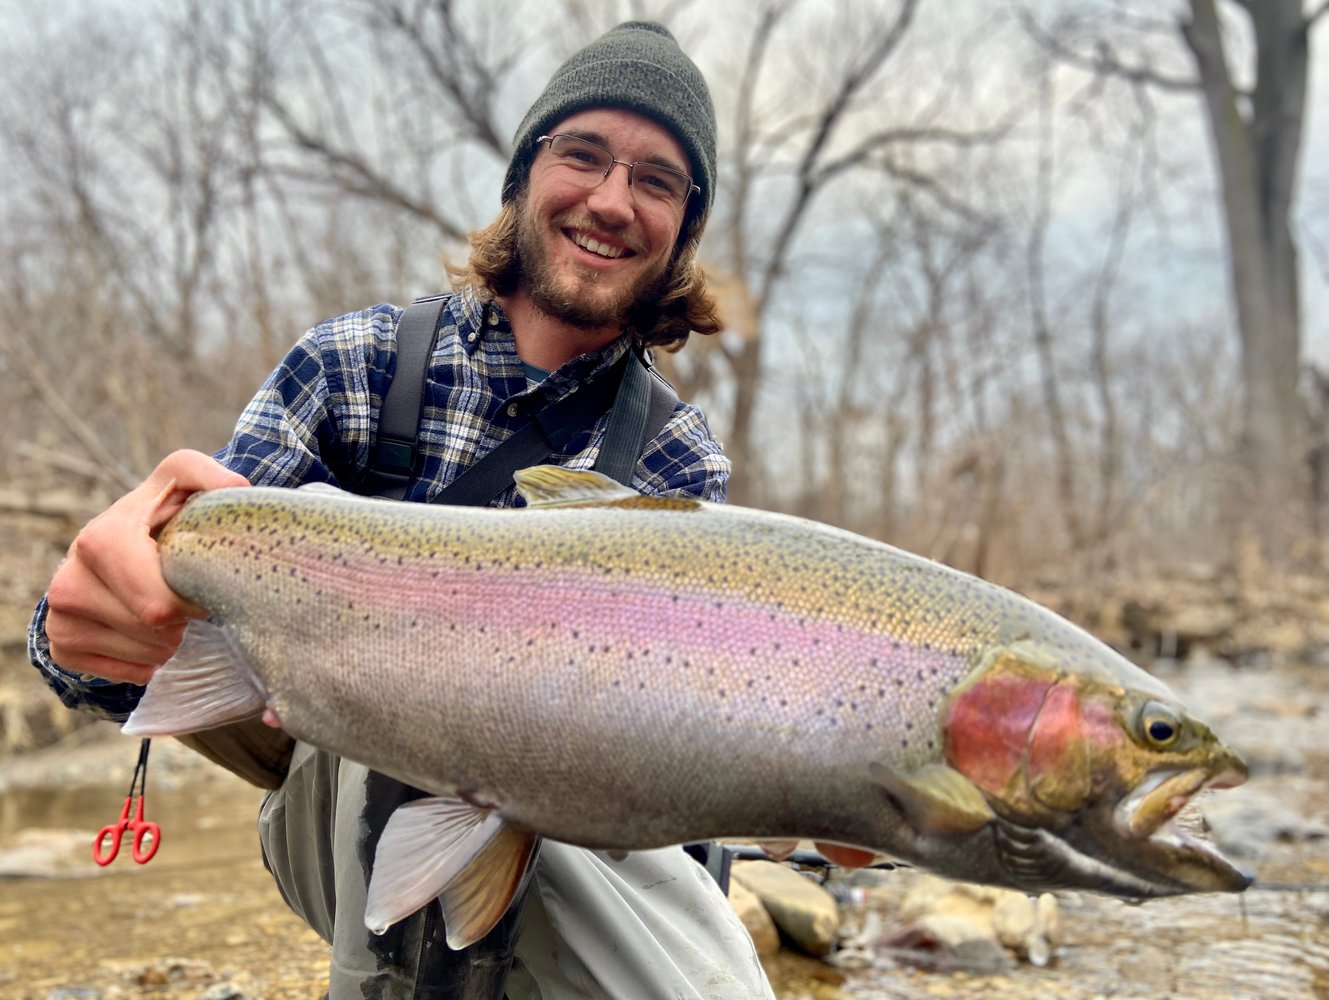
[536, 134, 700, 211]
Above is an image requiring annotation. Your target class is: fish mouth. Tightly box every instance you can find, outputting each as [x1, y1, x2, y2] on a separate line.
[992, 766, 1253, 897]
[1115, 765, 1246, 840]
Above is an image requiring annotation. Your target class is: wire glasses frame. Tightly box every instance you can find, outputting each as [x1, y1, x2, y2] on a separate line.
[536, 134, 700, 210]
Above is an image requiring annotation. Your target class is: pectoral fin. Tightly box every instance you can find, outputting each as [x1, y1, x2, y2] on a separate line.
[365, 796, 539, 950]
[123, 620, 266, 736]
[871, 762, 996, 836]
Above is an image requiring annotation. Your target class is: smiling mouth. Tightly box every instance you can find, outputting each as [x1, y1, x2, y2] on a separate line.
[569, 231, 632, 260]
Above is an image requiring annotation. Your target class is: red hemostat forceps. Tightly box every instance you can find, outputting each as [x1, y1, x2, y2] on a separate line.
[93, 738, 161, 866]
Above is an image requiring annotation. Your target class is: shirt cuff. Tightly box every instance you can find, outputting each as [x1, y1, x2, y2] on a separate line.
[28, 595, 145, 723]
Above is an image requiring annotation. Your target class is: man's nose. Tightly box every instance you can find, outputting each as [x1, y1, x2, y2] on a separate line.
[585, 163, 636, 225]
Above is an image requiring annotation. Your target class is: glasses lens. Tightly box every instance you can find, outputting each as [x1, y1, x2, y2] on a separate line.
[549, 135, 612, 172]
[630, 164, 691, 206]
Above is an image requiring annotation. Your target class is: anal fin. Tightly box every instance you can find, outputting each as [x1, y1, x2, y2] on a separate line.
[365, 796, 539, 950]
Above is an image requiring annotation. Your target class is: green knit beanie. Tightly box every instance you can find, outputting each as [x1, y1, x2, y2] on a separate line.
[502, 21, 717, 221]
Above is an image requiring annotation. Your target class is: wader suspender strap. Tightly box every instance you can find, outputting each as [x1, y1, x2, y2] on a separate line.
[366, 294, 679, 502]
[366, 293, 451, 500]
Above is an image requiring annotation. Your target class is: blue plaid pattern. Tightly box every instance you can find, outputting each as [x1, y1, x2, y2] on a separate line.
[31, 288, 730, 718]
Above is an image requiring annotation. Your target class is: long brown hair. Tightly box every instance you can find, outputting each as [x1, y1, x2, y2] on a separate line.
[445, 197, 721, 352]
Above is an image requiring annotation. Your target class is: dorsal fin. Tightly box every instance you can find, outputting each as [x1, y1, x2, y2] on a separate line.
[513, 465, 639, 507]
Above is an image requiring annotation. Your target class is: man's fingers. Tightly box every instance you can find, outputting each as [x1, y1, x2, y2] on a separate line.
[65, 525, 193, 628]
[44, 450, 247, 683]
[46, 612, 184, 679]
[64, 652, 157, 688]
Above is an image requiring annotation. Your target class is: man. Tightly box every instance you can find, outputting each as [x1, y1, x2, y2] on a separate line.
[30, 21, 775, 1000]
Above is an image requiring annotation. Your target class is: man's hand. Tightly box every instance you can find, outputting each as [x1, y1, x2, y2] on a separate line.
[45, 449, 250, 684]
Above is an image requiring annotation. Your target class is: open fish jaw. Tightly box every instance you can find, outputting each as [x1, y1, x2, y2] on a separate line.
[987, 778, 1252, 897]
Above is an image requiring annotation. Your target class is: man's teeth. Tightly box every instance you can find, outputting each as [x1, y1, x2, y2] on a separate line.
[572, 233, 626, 259]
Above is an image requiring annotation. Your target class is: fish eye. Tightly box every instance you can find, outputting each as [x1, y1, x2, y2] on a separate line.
[1139, 702, 1182, 747]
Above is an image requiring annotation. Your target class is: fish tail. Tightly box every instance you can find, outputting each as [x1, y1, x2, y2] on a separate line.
[123, 620, 267, 736]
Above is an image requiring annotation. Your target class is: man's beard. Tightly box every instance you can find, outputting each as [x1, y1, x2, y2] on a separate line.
[514, 197, 672, 332]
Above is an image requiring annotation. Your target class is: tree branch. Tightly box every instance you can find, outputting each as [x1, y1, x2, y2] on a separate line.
[262, 97, 467, 241]
[1018, 7, 1201, 93]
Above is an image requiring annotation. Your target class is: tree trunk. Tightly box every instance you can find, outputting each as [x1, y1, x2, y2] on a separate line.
[1182, 0, 1313, 564]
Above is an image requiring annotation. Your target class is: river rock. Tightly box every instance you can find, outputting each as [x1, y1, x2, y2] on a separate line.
[730, 860, 840, 956]
[893, 876, 1059, 968]
[726, 877, 780, 956]
[890, 913, 1013, 973]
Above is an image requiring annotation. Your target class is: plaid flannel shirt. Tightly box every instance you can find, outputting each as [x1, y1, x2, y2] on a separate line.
[30, 289, 730, 719]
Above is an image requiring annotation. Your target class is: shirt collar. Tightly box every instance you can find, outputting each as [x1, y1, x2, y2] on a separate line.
[452, 287, 635, 391]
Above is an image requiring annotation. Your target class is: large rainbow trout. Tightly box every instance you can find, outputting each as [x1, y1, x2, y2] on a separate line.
[126, 466, 1250, 948]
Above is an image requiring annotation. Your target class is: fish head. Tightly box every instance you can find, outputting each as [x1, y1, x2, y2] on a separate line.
[942, 641, 1250, 897]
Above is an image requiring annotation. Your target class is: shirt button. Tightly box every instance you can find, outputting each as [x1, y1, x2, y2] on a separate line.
[466, 332, 478, 343]
[507, 402, 520, 417]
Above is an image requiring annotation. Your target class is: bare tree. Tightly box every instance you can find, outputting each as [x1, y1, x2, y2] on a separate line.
[1021, 0, 1329, 566]
[679, 0, 1017, 506]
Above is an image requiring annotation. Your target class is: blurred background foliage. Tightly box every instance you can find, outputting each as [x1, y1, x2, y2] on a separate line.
[0, 0, 1325, 590]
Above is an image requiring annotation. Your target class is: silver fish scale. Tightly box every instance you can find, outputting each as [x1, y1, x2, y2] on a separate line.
[156, 485, 1165, 851]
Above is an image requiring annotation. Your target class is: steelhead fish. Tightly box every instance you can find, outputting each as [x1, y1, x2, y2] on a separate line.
[125, 466, 1250, 948]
